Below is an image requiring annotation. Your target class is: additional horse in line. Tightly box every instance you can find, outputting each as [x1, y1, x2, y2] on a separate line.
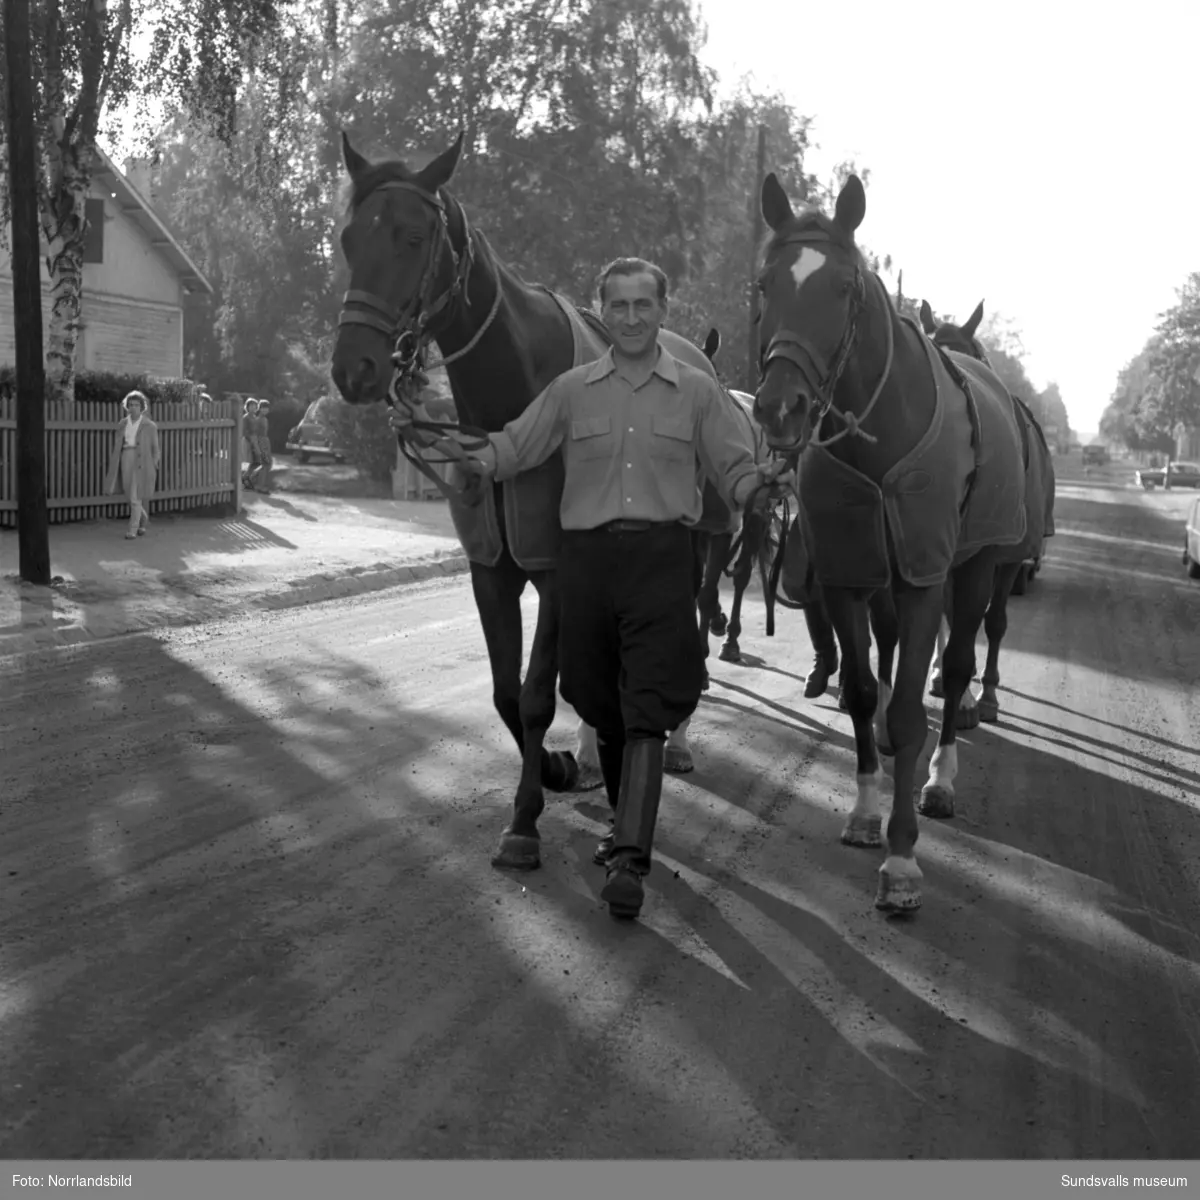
[690, 328, 789, 667]
[753, 171, 1031, 912]
[330, 130, 756, 869]
[918, 299, 1057, 724]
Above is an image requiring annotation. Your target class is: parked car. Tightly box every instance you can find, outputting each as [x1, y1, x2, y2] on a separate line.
[286, 398, 348, 464]
[1082, 444, 1109, 466]
[1185, 496, 1200, 579]
[1136, 460, 1200, 490]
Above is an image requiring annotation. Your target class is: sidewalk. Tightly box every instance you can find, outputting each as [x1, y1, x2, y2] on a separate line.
[0, 492, 467, 658]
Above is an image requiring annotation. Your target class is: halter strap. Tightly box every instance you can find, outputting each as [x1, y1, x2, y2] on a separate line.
[758, 229, 896, 448]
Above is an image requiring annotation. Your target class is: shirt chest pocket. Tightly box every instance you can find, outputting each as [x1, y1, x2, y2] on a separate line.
[649, 414, 694, 463]
[569, 415, 614, 461]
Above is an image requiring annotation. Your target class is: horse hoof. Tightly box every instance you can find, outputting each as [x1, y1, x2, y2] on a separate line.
[592, 828, 615, 866]
[978, 697, 999, 723]
[955, 706, 980, 732]
[710, 613, 728, 636]
[803, 666, 832, 699]
[543, 749, 579, 793]
[875, 868, 923, 913]
[929, 675, 944, 700]
[840, 814, 883, 848]
[918, 784, 955, 819]
[572, 760, 604, 792]
[665, 745, 694, 774]
[491, 829, 542, 870]
[719, 642, 741, 663]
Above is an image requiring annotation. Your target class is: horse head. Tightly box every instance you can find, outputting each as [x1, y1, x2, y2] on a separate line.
[332, 131, 469, 405]
[921, 299, 989, 364]
[752, 171, 873, 454]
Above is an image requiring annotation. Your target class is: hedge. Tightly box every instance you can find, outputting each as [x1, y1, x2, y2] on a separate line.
[0, 366, 205, 406]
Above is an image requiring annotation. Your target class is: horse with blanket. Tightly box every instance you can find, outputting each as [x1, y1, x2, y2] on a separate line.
[753, 171, 1034, 912]
[918, 299, 1057, 725]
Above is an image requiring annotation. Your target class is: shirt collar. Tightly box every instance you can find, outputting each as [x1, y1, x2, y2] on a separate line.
[584, 342, 680, 386]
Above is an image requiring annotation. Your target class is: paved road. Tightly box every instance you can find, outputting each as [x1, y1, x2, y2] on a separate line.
[2, 458, 1198, 1159]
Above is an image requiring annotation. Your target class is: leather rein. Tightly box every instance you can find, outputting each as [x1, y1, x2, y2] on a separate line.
[336, 179, 501, 505]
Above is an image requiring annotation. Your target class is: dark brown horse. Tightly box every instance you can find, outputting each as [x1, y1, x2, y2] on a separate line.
[752, 173, 1030, 912]
[918, 299, 1057, 721]
[330, 131, 743, 869]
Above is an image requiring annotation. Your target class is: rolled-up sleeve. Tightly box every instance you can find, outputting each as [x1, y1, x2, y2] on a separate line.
[489, 378, 567, 482]
[696, 381, 760, 509]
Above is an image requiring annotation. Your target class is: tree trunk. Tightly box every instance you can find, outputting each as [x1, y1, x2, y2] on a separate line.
[5, 0, 52, 582]
[44, 230, 87, 402]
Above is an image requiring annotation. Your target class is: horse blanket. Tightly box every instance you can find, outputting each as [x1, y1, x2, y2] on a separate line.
[797, 330, 1027, 590]
[446, 295, 754, 569]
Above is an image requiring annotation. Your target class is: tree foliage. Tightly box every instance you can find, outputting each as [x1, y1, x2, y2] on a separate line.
[1099, 272, 1200, 452]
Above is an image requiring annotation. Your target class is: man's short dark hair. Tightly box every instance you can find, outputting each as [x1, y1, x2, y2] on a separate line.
[596, 257, 669, 306]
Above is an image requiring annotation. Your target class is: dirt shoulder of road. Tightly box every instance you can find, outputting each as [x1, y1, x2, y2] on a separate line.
[0, 491, 467, 658]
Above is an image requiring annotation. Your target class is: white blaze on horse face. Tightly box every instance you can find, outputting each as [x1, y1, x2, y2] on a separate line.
[789, 247, 827, 293]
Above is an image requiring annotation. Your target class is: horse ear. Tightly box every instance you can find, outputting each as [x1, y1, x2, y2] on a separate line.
[703, 328, 720, 362]
[962, 300, 984, 339]
[761, 173, 794, 231]
[416, 130, 465, 192]
[834, 175, 866, 235]
[342, 131, 369, 179]
[919, 300, 937, 335]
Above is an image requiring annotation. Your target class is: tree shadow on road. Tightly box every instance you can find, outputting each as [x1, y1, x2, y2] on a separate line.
[549, 688, 1200, 1158]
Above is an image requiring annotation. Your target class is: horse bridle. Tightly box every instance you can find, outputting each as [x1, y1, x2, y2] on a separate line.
[757, 231, 894, 448]
[336, 178, 502, 504]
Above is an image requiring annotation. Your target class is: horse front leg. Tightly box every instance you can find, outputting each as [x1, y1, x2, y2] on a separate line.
[573, 719, 604, 791]
[490, 567, 579, 871]
[877, 582, 944, 913]
[695, 532, 726, 669]
[721, 512, 763, 663]
[919, 556, 996, 823]
[978, 561, 1022, 723]
[822, 587, 885, 851]
[867, 588, 898, 756]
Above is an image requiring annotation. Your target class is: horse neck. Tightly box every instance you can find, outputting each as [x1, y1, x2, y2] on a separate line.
[824, 279, 938, 477]
[428, 199, 573, 430]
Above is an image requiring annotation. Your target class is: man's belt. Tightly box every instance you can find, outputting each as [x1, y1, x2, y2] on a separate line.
[593, 519, 680, 534]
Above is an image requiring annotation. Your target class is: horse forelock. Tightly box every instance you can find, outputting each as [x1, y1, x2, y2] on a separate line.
[762, 206, 860, 266]
[345, 157, 425, 213]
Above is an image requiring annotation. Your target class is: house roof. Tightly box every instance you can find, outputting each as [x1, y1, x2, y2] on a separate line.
[90, 146, 213, 296]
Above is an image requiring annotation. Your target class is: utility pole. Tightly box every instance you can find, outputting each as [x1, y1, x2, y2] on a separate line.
[4, 0, 51, 583]
[746, 123, 767, 393]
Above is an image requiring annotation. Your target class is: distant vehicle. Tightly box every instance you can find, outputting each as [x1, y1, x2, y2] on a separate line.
[1136, 461, 1200, 490]
[286, 398, 348, 464]
[1081, 444, 1109, 466]
[1185, 496, 1200, 579]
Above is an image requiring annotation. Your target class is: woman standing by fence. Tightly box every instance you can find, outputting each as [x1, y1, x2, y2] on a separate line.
[103, 390, 161, 539]
[242, 398, 261, 490]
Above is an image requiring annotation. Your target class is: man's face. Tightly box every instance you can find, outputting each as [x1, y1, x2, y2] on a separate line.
[601, 271, 665, 359]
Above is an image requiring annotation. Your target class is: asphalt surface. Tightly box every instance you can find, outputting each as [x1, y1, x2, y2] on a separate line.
[2, 457, 1198, 1159]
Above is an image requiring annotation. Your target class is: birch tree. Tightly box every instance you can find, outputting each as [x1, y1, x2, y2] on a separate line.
[0, 0, 289, 400]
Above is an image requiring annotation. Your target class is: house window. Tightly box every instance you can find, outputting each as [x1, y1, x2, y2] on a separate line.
[82, 198, 104, 264]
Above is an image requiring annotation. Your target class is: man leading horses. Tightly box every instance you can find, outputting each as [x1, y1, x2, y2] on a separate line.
[396, 256, 792, 920]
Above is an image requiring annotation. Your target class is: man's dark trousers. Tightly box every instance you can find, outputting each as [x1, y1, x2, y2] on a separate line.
[559, 522, 705, 914]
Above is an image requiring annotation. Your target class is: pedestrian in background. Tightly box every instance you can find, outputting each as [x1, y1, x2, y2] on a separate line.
[104, 390, 161, 539]
[251, 399, 274, 494]
[242, 398, 260, 490]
